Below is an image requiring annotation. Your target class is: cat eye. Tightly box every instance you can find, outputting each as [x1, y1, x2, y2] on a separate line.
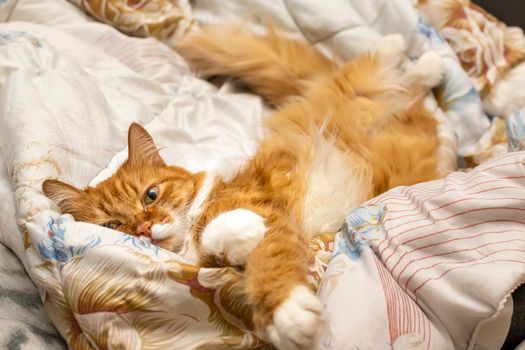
[103, 221, 121, 230]
[144, 186, 158, 206]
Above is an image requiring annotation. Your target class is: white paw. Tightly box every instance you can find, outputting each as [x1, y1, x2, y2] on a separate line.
[407, 51, 444, 88]
[201, 208, 267, 266]
[266, 286, 324, 350]
[376, 34, 406, 66]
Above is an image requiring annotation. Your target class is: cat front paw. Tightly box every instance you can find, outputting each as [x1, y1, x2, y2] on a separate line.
[266, 286, 325, 350]
[201, 208, 267, 266]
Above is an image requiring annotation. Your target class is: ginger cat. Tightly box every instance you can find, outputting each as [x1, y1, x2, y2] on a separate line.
[43, 26, 443, 350]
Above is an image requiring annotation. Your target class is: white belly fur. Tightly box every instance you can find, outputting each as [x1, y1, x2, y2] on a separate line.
[301, 136, 372, 238]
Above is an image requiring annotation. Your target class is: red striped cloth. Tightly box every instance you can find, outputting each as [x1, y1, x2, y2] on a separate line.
[320, 151, 525, 350]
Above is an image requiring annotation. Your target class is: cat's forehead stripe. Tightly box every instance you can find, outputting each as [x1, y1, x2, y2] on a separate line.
[99, 196, 117, 215]
[98, 188, 112, 205]
[121, 181, 137, 197]
[108, 183, 121, 197]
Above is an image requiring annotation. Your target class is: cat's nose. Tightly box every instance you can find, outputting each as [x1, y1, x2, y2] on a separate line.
[137, 222, 152, 237]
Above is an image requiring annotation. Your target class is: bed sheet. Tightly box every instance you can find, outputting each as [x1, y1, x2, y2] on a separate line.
[0, 0, 524, 349]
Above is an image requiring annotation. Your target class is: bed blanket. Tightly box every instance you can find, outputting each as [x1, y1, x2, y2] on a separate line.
[0, 240, 66, 350]
[415, 0, 525, 168]
[322, 152, 525, 350]
[0, 0, 524, 349]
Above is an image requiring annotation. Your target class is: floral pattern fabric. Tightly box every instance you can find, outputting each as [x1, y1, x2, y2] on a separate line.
[506, 108, 525, 151]
[68, 0, 195, 47]
[322, 152, 525, 349]
[417, 0, 525, 167]
[417, 0, 525, 94]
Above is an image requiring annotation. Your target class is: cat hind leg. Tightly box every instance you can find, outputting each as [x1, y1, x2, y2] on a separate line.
[375, 34, 407, 68]
[404, 50, 444, 89]
[374, 33, 443, 90]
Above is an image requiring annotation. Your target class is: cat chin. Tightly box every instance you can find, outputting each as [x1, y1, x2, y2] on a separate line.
[150, 212, 192, 252]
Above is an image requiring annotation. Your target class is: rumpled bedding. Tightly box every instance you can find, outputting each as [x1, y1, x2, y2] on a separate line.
[0, 0, 524, 349]
[68, 0, 194, 47]
[0, 242, 66, 350]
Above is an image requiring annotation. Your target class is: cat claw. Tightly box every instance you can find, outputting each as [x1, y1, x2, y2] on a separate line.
[266, 286, 324, 350]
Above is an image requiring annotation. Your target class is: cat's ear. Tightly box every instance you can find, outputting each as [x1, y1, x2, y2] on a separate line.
[42, 179, 85, 214]
[127, 123, 165, 166]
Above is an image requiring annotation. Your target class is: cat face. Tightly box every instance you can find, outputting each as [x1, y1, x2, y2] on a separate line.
[43, 123, 202, 251]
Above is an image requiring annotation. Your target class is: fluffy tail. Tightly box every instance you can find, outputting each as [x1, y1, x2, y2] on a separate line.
[177, 25, 335, 106]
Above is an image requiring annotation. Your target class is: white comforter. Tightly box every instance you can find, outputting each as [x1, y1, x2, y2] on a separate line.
[0, 1, 269, 348]
[0, 0, 523, 349]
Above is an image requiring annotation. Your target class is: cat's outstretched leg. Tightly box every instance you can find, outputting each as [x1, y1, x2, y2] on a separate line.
[177, 25, 334, 106]
[244, 220, 324, 350]
[196, 208, 324, 349]
[329, 34, 442, 121]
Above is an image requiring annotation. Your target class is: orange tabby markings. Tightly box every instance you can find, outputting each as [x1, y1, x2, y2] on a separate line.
[44, 27, 444, 350]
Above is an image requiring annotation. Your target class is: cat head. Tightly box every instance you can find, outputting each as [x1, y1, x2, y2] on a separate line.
[42, 123, 204, 251]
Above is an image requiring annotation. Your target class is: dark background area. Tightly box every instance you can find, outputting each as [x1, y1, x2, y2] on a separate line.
[474, 0, 525, 29]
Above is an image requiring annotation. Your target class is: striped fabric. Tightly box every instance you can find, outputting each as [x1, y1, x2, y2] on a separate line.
[321, 151, 525, 350]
